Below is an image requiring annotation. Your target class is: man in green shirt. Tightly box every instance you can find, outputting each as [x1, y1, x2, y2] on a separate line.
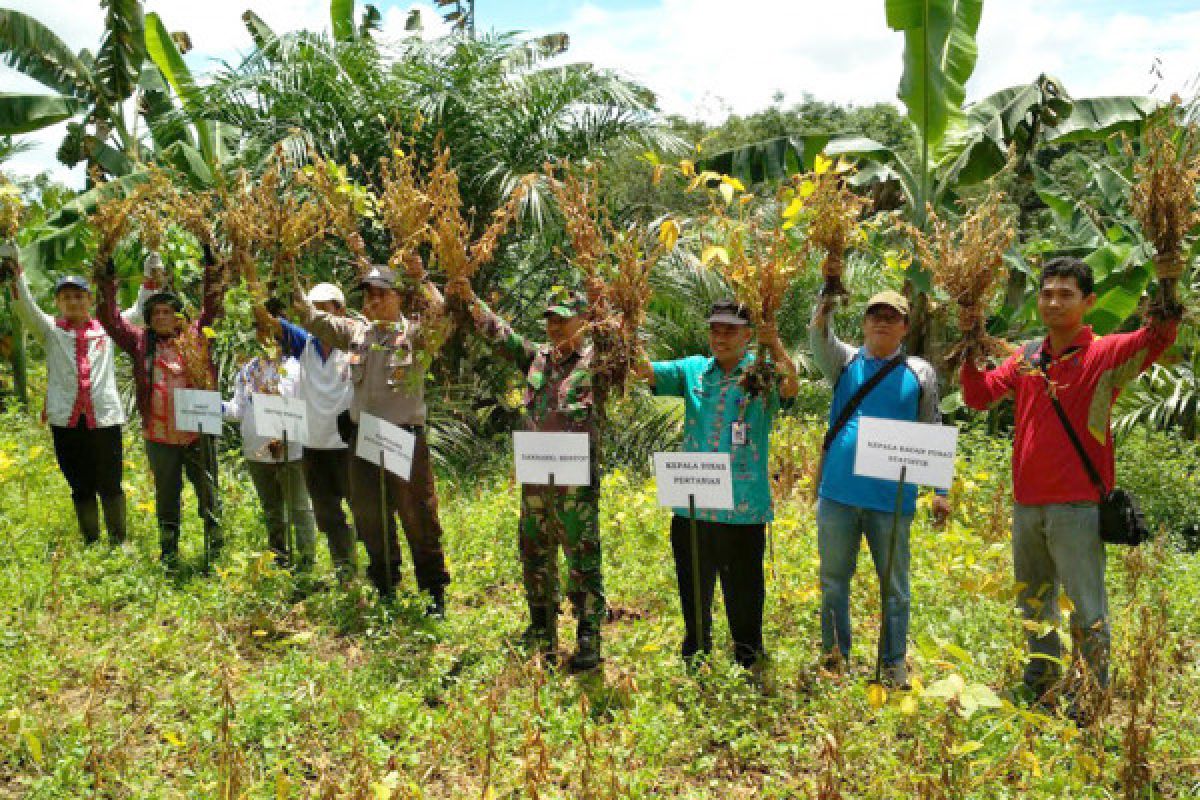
[634, 300, 799, 669]
[449, 279, 606, 671]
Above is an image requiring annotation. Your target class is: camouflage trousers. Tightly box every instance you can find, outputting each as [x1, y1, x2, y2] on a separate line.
[519, 484, 606, 633]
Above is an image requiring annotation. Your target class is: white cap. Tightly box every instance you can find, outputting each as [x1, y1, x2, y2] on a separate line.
[308, 282, 345, 307]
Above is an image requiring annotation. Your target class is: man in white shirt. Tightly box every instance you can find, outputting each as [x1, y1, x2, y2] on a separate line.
[2, 250, 127, 545]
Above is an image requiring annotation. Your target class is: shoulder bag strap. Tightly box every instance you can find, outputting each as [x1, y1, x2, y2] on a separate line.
[1041, 375, 1108, 502]
[821, 353, 907, 452]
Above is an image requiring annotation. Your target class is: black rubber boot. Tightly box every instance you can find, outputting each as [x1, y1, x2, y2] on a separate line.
[100, 493, 127, 545]
[521, 600, 558, 665]
[425, 586, 446, 619]
[159, 526, 181, 573]
[568, 620, 602, 673]
[521, 605, 549, 646]
[73, 497, 101, 545]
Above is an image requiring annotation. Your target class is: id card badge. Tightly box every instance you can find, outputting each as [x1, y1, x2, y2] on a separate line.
[731, 421, 748, 446]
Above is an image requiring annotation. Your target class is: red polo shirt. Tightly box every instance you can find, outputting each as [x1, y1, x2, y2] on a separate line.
[960, 322, 1177, 505]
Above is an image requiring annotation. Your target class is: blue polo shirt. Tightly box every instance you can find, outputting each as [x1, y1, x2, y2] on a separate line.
[652, 352, 787, 525]
[819, 347, 942, 514]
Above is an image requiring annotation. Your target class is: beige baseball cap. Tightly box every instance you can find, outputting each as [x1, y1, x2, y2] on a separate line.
[865, 290, 910, 317]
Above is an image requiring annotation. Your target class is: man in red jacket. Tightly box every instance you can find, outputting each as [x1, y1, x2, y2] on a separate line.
[960, 257, 1178, 703]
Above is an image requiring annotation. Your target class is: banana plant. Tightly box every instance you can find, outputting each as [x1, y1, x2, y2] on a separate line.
[0, 2, 147, 177]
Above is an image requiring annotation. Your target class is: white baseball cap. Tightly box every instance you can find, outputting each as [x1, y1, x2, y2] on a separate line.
[308, 282, 345, 306]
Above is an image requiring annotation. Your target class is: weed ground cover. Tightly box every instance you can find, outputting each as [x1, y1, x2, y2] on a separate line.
[0, 410, 1198, 798]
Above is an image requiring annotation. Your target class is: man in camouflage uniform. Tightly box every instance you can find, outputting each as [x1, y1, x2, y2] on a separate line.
[449, 279, 606, 671]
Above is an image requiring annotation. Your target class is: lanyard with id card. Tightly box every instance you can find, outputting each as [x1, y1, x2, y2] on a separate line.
[731, 420, 748, 446]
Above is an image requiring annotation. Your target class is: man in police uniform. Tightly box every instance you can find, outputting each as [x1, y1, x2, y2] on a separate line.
[449, 279, 606, 671]
[294, 260, 450, 613]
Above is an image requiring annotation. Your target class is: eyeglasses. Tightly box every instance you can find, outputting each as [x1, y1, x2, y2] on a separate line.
[866, 311, 906, 325]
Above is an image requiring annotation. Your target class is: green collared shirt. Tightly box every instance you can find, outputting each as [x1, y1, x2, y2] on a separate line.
[652, 352, 786, 524]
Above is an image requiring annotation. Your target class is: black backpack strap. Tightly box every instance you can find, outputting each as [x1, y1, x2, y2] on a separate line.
[821, 353, 907, 452]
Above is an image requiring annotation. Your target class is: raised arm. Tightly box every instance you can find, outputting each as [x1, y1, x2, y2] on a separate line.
[959, 352, 1020, 410]
[1093, 315, 1179, 379]
[808, 299, 857, 385]
[292, 286, 360, 352]
[95, 265, 142, 353]
[759, 320, 800, 399]
[196, 249, 224, 329]
[446, 278, 539, 371]
[6, 264, 54, 342]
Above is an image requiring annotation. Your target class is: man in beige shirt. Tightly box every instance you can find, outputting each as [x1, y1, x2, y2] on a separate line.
[294, 260, 450, 613]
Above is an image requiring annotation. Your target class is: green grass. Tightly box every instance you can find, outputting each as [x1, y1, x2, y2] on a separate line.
[1, 410, 1198, 798]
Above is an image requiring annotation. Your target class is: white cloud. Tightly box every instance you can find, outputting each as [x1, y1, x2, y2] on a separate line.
[5, 0, 1200, 185]
[550, 0, 1200, 121]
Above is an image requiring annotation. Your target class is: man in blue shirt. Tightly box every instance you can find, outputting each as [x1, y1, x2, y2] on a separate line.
[810, 290, 950, 686]
[635, 300, 799, 670]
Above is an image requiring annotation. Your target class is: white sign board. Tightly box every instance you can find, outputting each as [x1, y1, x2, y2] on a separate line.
[512, 432, 591, 487]
[854, 417, 958, 490]
[652, 452, 735, 510]
[356, 413, 415, 480]
[173, 388, 223, 435]
[251, 393, 309, 444]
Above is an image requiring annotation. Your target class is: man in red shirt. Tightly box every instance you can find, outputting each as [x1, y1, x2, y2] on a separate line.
[960, 257, 1178, 701]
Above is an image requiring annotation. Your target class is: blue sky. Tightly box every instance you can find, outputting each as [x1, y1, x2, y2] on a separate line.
[4, 0, 1199, 183]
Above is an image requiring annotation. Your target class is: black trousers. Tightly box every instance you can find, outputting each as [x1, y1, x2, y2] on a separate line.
[301, 447, 357, 575]
[51, 421, 124, 503]
[670, 515, 766, 668]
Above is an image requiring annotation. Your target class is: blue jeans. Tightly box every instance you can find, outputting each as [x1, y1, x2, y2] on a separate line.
[1012, 502, 1109, 690]
[816, 497, 913, 665]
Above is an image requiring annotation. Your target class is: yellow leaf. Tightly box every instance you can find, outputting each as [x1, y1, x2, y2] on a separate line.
[679, 159, 696, 177]
[658, 218, 680, 250]
[738, 194, 754, 205]
[898, 693, 919, 715]
[163, 730, 185, 747]
[252, 629, 269, 638]
[641, 642, 661, 653]
[701, 245, 730, 266]
[22, 731, 42, 764]
[277, 770, 290, 800]
[721, 175, 746, 192]
[814, 154, 833, 175]
[867, 683, 887, 708]
[28, 446, 43, 460]
[1058, 595, 1075, 614]
[950, 740, 983, 756]
[782, 197, 804, 219]
[798, 180, 816, 198]
[202, 326, 217, 340]
[651, 164, 665, 186]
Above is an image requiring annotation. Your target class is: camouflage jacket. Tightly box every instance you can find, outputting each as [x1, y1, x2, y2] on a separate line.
[471, 299, 606, 438]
